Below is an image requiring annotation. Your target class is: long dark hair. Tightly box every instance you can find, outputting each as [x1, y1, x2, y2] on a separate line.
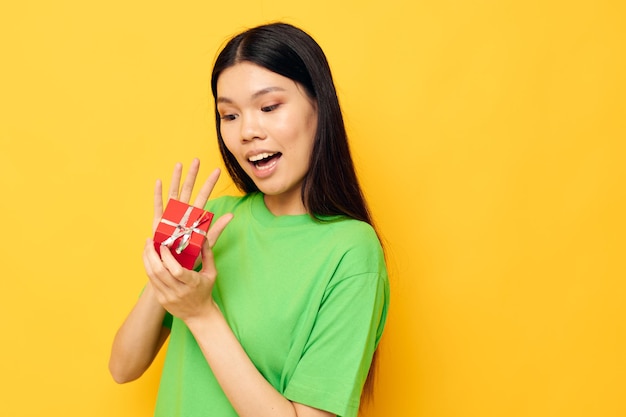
[211, 21, 380, 403]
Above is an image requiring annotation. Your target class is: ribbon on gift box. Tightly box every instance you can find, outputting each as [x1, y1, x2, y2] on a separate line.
[160, 206, 212, 254]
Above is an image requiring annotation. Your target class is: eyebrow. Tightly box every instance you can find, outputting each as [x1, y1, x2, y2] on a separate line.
[217, 86, 287, 104]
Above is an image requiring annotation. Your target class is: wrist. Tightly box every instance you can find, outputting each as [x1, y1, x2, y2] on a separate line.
[141, 282, 165, 311]
[183, 300, 223, 333]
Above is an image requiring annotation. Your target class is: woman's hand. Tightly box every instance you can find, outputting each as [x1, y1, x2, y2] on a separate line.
[144, 158, 233, 322]
[151, 158, 216, 233]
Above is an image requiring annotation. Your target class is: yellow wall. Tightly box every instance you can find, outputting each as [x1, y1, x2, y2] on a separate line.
[1, 1, 624, 416]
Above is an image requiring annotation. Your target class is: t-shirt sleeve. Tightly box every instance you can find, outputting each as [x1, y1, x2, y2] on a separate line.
[162, 311, 173, 329]
[283, 243, 389, 417]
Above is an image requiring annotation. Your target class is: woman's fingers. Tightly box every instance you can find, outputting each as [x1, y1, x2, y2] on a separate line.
[152, 179, 164, 232]
[179, 158, 200, 203]
[206, 213, 234, 248]
[193, 168, 221, 209]
[200, 238, 217, 276]
[144, 239, 185, 291]
[159, 245, 188, 285]
[167, 162, 183, 201]
[160, 159, 216, 210]
[143, 239, 172, 293]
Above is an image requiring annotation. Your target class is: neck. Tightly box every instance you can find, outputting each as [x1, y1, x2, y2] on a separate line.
[263, 192, 307, 216]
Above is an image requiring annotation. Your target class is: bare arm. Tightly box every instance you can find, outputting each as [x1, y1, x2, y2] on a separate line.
[109, 159, 206, 384]
[109, 282, 170, 383]
[188, 302, 334, 417]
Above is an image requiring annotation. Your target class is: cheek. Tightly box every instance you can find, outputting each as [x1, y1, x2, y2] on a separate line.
[221, 134, 249, 168]
[303, 117, 318, 153]
[304, 106, 318, 142]
[220, 125, 239, 152]
[279, 112, 317, 148]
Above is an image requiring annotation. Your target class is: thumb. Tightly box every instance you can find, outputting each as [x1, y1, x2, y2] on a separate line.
[199, 237, 216, 275]
[200, 212, 233, 275]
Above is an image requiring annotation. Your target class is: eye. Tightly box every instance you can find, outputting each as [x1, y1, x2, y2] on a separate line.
[220, 113, 237, 121]
[261, 104, 280, 112]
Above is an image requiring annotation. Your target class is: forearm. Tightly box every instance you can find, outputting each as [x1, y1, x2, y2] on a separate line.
[184, 302, 298, 417]
[109, 283, 170, 383]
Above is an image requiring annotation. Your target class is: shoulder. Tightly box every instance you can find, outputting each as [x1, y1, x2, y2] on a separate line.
[322, 218, 382, 255]
[319, 218, 387, 281]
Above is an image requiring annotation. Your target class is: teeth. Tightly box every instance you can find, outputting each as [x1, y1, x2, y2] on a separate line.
[248, 152, 276, 162]
[257, 159, 278, 171]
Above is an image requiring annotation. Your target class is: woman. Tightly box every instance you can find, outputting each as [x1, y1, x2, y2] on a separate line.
[109, 22, 389, 417]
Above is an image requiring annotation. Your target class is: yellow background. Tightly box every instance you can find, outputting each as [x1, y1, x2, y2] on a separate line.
[1, 1, 624, 416]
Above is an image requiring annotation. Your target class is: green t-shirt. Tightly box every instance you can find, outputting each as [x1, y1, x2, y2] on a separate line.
[154, 193, 389, 417]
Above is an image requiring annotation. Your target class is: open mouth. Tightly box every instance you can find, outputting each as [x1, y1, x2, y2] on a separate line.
[248, 152, 282, 170]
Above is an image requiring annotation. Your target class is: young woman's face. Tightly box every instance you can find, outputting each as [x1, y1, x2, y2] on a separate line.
[216, 62, 318, 215]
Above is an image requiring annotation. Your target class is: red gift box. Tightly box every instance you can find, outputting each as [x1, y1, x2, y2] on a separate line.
[153, 199, 214, 269]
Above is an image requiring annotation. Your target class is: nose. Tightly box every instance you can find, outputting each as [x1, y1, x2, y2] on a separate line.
[240, 112, 265, 142]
